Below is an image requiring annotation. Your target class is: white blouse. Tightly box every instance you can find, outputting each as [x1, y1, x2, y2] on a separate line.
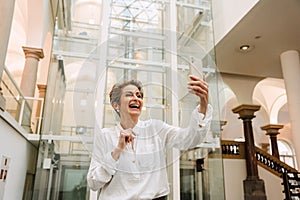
[87, 105, 212, 200]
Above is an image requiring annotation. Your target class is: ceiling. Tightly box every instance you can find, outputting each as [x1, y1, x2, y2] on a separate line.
[215, 0, 300, 79]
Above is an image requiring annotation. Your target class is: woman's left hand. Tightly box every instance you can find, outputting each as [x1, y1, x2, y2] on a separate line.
[187, 74, 209, 114]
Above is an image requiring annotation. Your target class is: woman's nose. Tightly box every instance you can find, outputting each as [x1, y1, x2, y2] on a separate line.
[132, 94, 138, 99]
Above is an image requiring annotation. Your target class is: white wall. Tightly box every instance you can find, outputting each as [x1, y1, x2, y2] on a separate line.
[0, 112, 37, 200]
[223, 159, 284, 200]
[223, 159, 246, 200]
[212, 0, 259, 44]
[258, 166, 285, 200]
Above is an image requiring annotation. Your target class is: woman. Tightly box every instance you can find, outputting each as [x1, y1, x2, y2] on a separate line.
[87, 75, 212, 200]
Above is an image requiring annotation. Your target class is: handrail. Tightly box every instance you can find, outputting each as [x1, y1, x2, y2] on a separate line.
[255, 146, 297, 177]
[221, 140, 245, 159]
[1, 66, 44, 134]
[3, 66, 26, 98]
[221, 140, 298, 177]
[221, 140, 300, 199]
[282, 171, 300, 199]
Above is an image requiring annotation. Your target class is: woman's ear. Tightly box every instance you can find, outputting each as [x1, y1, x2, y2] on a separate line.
[112, 102, 119, 111]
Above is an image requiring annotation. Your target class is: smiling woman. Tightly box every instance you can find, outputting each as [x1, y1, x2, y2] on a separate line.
[109, 80, 144, 122]
[87, 76, 213, 200]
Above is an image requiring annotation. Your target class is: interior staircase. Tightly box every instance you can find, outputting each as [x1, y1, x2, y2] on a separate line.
[222, 140, 300, 200]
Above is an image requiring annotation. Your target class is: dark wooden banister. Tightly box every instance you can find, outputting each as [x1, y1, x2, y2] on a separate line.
[221, 140, 298, 176]
[254, 146, 297, 176]
[222, 140, 299, 199]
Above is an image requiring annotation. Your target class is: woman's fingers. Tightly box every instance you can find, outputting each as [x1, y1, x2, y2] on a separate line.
[119, 129, 136, 150]
[187, 74, 208, 98]
[187, 74, 209, 114]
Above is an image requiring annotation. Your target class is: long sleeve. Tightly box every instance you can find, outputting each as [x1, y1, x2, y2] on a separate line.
[87, 126, 119, 191]
[160, 104, 213, 150]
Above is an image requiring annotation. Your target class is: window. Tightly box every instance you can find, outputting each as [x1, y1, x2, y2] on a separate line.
[278, 140, 297, 169]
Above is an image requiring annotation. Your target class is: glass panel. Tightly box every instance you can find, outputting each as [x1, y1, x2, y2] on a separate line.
[1, 68, 44, 134]
[31, 0, 224, 199]
[176, 0, 224, 199]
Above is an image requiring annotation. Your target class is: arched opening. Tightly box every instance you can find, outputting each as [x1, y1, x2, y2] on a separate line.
[278, 139, 297, 169]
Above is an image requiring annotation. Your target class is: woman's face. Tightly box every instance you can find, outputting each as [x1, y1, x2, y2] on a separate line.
[118, 84, 144, 118]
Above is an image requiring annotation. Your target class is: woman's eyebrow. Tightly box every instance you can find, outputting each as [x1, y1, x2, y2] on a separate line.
[124, 91, 133, 94]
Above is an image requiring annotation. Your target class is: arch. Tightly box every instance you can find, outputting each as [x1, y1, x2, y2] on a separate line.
[269, 94, 287, 124]
[253, 77, 286, 122]
[221, 97, 243, 140]
[218, 81, 238, 120]
[74, 0, 102, 25]
[277, 139, 297, 169]
[277, 103, 290, 124]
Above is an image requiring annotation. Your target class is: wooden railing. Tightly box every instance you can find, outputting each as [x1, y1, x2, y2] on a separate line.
[282, 172, 300, 199]
[221, 140, 297, 175]
[221, 140, 300, 199]
[255, 146, 297, 176]
[221, 140, 245, 159]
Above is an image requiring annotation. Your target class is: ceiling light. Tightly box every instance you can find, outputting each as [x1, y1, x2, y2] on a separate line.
[237, 44, 254, 53]
[240, 45, 250, 51]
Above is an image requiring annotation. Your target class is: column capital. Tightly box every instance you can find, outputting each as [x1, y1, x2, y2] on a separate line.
[232, 104, 261, 119]
[37, 84, 47, 92]
[22, 46, 44, 60]
[261, 124, 284, 136]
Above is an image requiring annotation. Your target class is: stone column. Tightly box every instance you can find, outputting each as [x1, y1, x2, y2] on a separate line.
[35, 84, 46, 134]
[280, 50, 300, 168]
[0, 0, 16, 110]
[20, 46, 44, 98]
[261, 124, 283, 159]
[232, 104, 267, 200]
[36, 84, 46, 116]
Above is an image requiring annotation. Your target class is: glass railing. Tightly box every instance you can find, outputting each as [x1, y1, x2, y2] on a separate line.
[1, 67, 44, 134]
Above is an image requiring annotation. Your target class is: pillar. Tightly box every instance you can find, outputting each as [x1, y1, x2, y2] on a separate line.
[261, 124, 283, 159]
[35, 84, 46, 134]
[0, 0, 16, 110]
[36, 84, 46, 117]
[20, 46, 44, 98]
[232, 104, 267, 200]
[280, 50, 300, 168]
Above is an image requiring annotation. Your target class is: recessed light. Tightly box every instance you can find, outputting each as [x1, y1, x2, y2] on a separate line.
[240, 45, 250, 51]
[237, 44, 254, 53]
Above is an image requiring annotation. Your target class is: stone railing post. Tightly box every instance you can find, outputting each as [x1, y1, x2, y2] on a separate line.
[232, 104, 267, 200]
[261, 124, 284, 159]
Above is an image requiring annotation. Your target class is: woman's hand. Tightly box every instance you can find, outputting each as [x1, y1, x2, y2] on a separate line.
[112, 129, 136, 160]
[118, 129, 136, 150]
[187, 74, 209, 115]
